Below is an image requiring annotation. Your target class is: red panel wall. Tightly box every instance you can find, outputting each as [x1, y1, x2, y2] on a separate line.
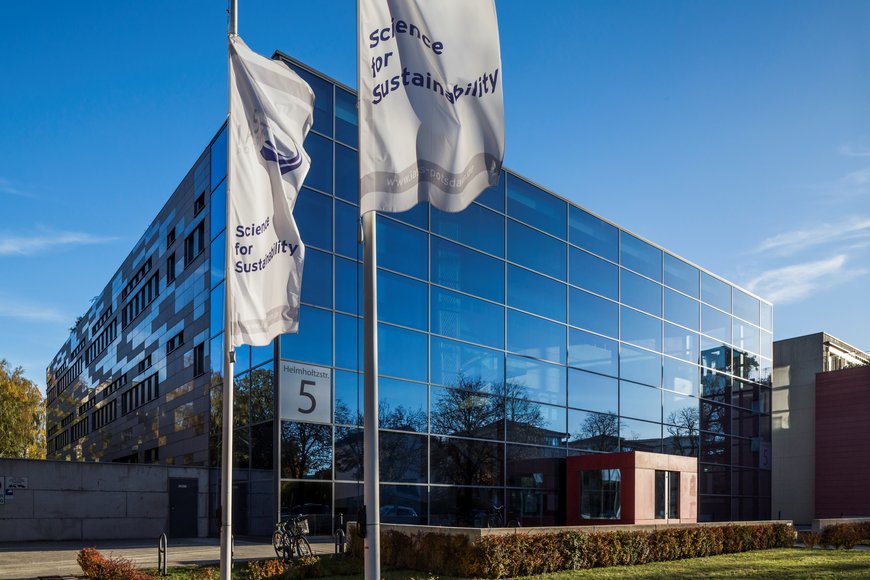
[565, 452, 637, 526]
[815, 365, 870, 518]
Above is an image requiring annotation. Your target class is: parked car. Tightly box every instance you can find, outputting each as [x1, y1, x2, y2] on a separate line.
[380, 504, 422, 524]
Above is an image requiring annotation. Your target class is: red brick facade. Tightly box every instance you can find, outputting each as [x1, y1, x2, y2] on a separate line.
[815, 365, 870, 518]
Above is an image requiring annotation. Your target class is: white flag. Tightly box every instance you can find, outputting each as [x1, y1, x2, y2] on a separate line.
[359, 0, 505, 214]
[228, 36, 314, 347]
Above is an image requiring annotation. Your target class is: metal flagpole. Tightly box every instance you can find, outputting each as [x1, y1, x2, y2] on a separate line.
[358, 1, 381, 577]
[220, 1, 238, 579]
[362, 212, 381, 579]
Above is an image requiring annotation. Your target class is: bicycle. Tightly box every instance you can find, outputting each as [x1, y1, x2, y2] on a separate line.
[272, 515, 313, 560]
[486, 504, 521, 528]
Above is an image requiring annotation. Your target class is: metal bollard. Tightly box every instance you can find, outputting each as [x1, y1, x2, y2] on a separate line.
[334, 528, 347, 554]
[157, 533, 168, 576]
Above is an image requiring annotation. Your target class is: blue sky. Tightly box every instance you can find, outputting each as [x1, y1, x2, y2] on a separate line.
[1, 1, 868, 389]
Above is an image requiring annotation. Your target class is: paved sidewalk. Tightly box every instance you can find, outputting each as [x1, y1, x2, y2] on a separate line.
[0, 536, 336, 580]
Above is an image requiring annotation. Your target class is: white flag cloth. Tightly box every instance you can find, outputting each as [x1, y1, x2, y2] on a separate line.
[359, 0, 504, 214]
[228, 36, 314, 346]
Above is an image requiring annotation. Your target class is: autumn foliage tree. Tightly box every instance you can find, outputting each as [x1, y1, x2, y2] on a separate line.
[0, 359, 45, 458]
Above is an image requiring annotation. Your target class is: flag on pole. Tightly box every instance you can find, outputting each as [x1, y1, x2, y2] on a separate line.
[228, 36, 314, 346]
[359, 0, 505, 215]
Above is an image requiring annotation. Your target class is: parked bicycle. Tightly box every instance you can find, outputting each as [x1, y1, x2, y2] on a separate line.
[486, 504, 521, 528]
[272, 515, 313, 560]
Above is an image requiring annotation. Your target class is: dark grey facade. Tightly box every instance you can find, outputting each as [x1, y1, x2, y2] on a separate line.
[46, 54, 774, 536]
[46, 141, 215, 467]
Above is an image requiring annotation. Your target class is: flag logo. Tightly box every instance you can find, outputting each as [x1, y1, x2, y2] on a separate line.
[260, 138, 304, 175]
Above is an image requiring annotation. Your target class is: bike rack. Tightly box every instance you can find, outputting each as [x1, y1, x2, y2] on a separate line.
[157, 533, 168, 576]
[334, 528, 346, 554]
[333, 512, 346, 554]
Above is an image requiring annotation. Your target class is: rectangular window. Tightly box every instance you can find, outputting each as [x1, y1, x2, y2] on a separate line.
[122, 272, 160, 328]
[103, 373, 128, 399]
[167, 252, 176, 283]
[669, 470, 680, 518]
[138, 355, 152, 374]
[193, 342, 205, 376]
[167, 227, 176, 247]
[194, 191, 206, 215]
[143, 447, 159, 463]
[580, 469, 621, 519]
[167, 331, 184, 354]
[655, 470, 681, 519]
[121, 373, 159, 415]
[184, 221, 205, 266]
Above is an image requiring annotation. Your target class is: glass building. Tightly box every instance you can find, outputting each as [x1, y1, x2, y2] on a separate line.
[46, 53, 773, 535]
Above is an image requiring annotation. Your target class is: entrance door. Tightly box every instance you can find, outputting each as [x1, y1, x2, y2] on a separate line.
[169, 478, 199, 538]
[232, 481, 249, 536]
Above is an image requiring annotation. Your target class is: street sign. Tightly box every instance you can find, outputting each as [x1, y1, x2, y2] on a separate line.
[279, 360, 332, 424]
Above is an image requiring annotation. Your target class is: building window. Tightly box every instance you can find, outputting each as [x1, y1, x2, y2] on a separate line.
[121, 372, 159, 415]
[167, 331, 184, 354]
[167, 227, 176, 247]
[193, 342, 205, 376]
[167, 252, 176, 283]
[580, 469, 621, 520]
[143, 447, 159, 463]
[138, 355, 152, 374]
[185, 221, 205, 266]
[655, 470, 680, 519]
[194, 192, 206, 215]
[121, 272, 160, 328]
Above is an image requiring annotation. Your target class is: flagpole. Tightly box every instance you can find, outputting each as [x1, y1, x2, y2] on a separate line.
[220, 1, 238, 579]
[358, 1, 381, 577]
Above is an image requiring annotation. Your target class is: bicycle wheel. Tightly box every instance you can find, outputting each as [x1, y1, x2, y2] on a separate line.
[294, 535, 313, 557]
[507, 519, 521, 528]
[272, 531, 290, 561]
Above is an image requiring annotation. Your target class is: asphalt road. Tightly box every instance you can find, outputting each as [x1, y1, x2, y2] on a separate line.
[0, 536, 336, 579]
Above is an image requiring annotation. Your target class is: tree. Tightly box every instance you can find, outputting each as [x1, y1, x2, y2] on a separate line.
[572, 411, 619, 452]
[666, 407, 700, 456]
[0, 359, 45, 458]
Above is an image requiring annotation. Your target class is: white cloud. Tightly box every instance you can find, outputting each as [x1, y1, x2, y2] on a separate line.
[0, 177, 36, 198]
[838, 144, 870, 157]
[744, 255, 867, 304]
[756, 216, 870, 255]
[0, 299, 66, 323]
[0, 229, 117, 256]
[843, 167, 870, 187]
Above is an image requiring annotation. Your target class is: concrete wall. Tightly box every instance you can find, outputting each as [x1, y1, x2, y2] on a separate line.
[772, 333, 823, 526]
[0, 458, 209, 542]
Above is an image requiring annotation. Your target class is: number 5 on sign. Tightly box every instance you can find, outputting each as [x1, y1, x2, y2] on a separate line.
[279, 361, 332, 424]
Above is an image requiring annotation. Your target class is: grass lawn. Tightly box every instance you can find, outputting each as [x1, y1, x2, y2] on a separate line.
[510, 548, 870, 580]
[140, 548, 870, 579]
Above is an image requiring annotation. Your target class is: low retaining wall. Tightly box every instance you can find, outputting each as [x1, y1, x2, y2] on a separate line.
[812, 517, 870, 532]
[0, 458, 209, 542]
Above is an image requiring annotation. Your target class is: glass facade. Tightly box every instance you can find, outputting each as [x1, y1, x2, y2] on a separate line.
[205, 56, 773, 529]
[46, 53, 772, 536]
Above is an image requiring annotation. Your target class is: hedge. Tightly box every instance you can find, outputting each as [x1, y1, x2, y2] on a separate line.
[349, 523, 794, 578]
[819, 521, 870, 549]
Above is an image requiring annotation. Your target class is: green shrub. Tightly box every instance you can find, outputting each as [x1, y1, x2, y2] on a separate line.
[798, 531, 821, 549]
[75, 547, 153, 580]
[821, 523, 865, 549]
[378, 522, 794, 578]
[245, 558, 289, 579]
